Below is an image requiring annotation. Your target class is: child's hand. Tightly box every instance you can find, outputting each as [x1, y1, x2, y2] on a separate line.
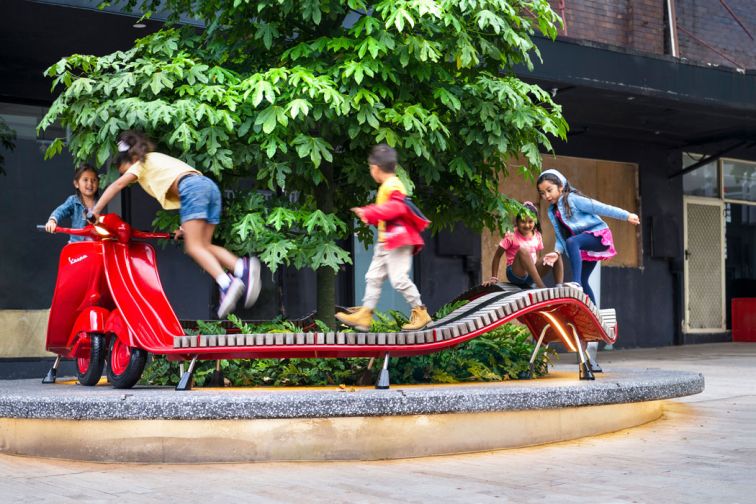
[627, 213, 640, 225]
[542, 252, 559, 267]
[45, 219, 57, 233]
[482, 276, 499, 286]
[173, 226, 184, 241]
[351, 207, 367, 224]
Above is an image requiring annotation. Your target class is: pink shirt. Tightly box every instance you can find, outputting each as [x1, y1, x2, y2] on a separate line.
[499, 230, 544, 266]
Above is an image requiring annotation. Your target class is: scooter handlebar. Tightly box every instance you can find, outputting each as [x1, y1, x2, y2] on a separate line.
[37, 224, 92, 236]
[37, 224, 178, 240]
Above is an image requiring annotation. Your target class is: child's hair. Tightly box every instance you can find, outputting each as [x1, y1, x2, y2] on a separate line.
[113, 130, 154, 168]
[536, 171, 583, 218]
[368, 144, 397, 173]
[516, 201, 542, 233]
[73, 163, 98, 199]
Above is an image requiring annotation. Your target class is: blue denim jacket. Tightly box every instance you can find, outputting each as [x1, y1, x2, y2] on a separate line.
[547, 194, 630, 256]
[49, 195, 90, 243]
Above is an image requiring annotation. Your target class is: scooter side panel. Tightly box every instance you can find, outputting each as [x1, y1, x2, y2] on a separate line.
[46, 242, 111, 353]
[103, 241, 182, 352]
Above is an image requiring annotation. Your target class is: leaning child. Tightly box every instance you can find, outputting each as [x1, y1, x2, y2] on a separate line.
[90, 130, 261, 318]
[536, 168, 639, 304]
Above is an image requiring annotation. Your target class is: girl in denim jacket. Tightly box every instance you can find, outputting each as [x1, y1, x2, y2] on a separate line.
[537, 169, 639, 304]
[45, 164, 99, 243]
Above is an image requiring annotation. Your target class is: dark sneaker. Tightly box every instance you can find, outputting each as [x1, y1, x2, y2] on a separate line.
[218, 277, 244, 319]
[240, 256, 262, 308]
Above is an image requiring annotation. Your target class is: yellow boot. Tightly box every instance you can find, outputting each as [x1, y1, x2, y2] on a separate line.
[335, 306, 373, 332]
[402, 305, 432, 331]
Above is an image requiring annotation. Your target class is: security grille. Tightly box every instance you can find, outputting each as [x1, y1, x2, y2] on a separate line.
[685, 200, 725, 331]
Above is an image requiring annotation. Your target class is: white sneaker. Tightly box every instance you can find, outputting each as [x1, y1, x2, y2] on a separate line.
[218, 277, 244, 319]
[240, 256, 262, 308]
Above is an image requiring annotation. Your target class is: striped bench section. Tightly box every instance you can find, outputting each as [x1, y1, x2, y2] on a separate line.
[173, 285, 616, 348]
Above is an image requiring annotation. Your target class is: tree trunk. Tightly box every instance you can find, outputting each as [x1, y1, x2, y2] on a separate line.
[315, 162, 336, 328]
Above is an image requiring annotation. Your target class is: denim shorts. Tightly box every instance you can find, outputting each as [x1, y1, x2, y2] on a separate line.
[506, 265, 533, 288]
[178, 175, 221, 224]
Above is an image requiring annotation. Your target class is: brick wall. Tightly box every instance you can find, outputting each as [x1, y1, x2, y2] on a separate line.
[544, 1, 756, 69]
[547, 1, 665, 54]
[676, 0, 756, 69]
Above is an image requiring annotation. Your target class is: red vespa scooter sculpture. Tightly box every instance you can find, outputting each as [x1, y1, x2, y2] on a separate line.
[41, 214, 177, 388]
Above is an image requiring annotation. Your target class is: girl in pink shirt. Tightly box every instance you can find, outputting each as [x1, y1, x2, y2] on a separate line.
[485, 201, 563, 288]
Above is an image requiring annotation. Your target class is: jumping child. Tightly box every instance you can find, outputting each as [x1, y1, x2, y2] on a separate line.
[90, 130, 261, 319]
[336, 144, 431, 332]
[45, 163, 99, 243]
[484, 201, 563, 288]
[537, 168, 639, 304]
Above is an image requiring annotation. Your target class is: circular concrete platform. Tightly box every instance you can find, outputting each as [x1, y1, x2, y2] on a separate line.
[0, 368, 703, 463]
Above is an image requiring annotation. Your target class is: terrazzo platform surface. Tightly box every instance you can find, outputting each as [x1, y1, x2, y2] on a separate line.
[0, 367, 703, 420]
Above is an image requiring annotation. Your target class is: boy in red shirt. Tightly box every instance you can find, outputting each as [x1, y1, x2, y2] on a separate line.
[336, 145, 431, 331]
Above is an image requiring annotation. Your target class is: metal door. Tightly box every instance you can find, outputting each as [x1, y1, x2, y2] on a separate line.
[683, 197, 726, 332]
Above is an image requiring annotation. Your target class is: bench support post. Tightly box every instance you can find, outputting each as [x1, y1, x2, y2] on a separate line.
[568, 323, 594, 381]
[42, 355, 61, 384]
[376, 353, 391, 389]
[176, 355, 198, 391]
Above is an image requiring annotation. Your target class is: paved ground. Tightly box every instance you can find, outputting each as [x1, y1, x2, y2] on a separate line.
[2, 342, 755, 503]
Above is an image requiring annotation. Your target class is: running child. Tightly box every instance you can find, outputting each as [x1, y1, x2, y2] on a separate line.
[45, 163, 99, 243]
[484, 201, 563, 288]
[336, 144, 431, 332]
[537, 169, 639, 304]
[89, 130, 260, 318]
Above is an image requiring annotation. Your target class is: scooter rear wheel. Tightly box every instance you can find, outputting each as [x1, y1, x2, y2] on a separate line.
[107, 337, 147, 389]
[76, 333, 106, 386]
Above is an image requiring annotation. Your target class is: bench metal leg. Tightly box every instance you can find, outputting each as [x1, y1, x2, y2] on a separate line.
[176, 355, 198, 391]
[586, 341, 603, 372]
[527, 324, 551, 378]
[568, 323, 594, 381]
[208, 359, 225, 387]
[42, 355, 61, 384]
[376, 353, 391, 389]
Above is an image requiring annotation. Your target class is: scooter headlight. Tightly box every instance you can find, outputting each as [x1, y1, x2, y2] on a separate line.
[93, 225, 110, 237]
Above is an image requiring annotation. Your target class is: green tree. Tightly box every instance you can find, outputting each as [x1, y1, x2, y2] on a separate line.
[39, 0, 567, 325]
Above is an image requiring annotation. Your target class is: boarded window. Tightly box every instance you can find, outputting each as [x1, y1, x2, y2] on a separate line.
[481, 155, 641, 281]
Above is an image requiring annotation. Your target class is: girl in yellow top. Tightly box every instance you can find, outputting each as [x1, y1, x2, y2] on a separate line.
[91, 130, 260, 319]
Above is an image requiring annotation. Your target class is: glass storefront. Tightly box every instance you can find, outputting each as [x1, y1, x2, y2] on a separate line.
[683, 154, 756, 330]
[722, 160, 756, 203]
[683, 153, 718, 197]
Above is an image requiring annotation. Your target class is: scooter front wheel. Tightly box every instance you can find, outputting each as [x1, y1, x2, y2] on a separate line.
[77, 334, 106, 386]
[107, 337, 147, 389]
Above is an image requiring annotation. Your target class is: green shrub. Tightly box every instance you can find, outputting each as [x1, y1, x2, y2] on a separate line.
[140, 303, 554, 387]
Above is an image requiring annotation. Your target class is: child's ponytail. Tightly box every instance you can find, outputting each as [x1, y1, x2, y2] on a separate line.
[114, 130, 154, 168]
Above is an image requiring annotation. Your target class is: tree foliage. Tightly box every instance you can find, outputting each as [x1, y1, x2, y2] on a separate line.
[39, 0, 567, 277]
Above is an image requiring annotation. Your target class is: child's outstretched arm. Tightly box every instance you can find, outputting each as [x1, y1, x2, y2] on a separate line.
[91, 172, 137, 217]
[572, 194, 640, 225]
[358, 198, 407, 226]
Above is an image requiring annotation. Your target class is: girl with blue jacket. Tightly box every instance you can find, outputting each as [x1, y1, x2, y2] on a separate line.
[45, 164, 99, 243]
[537, 169, 640, 304]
